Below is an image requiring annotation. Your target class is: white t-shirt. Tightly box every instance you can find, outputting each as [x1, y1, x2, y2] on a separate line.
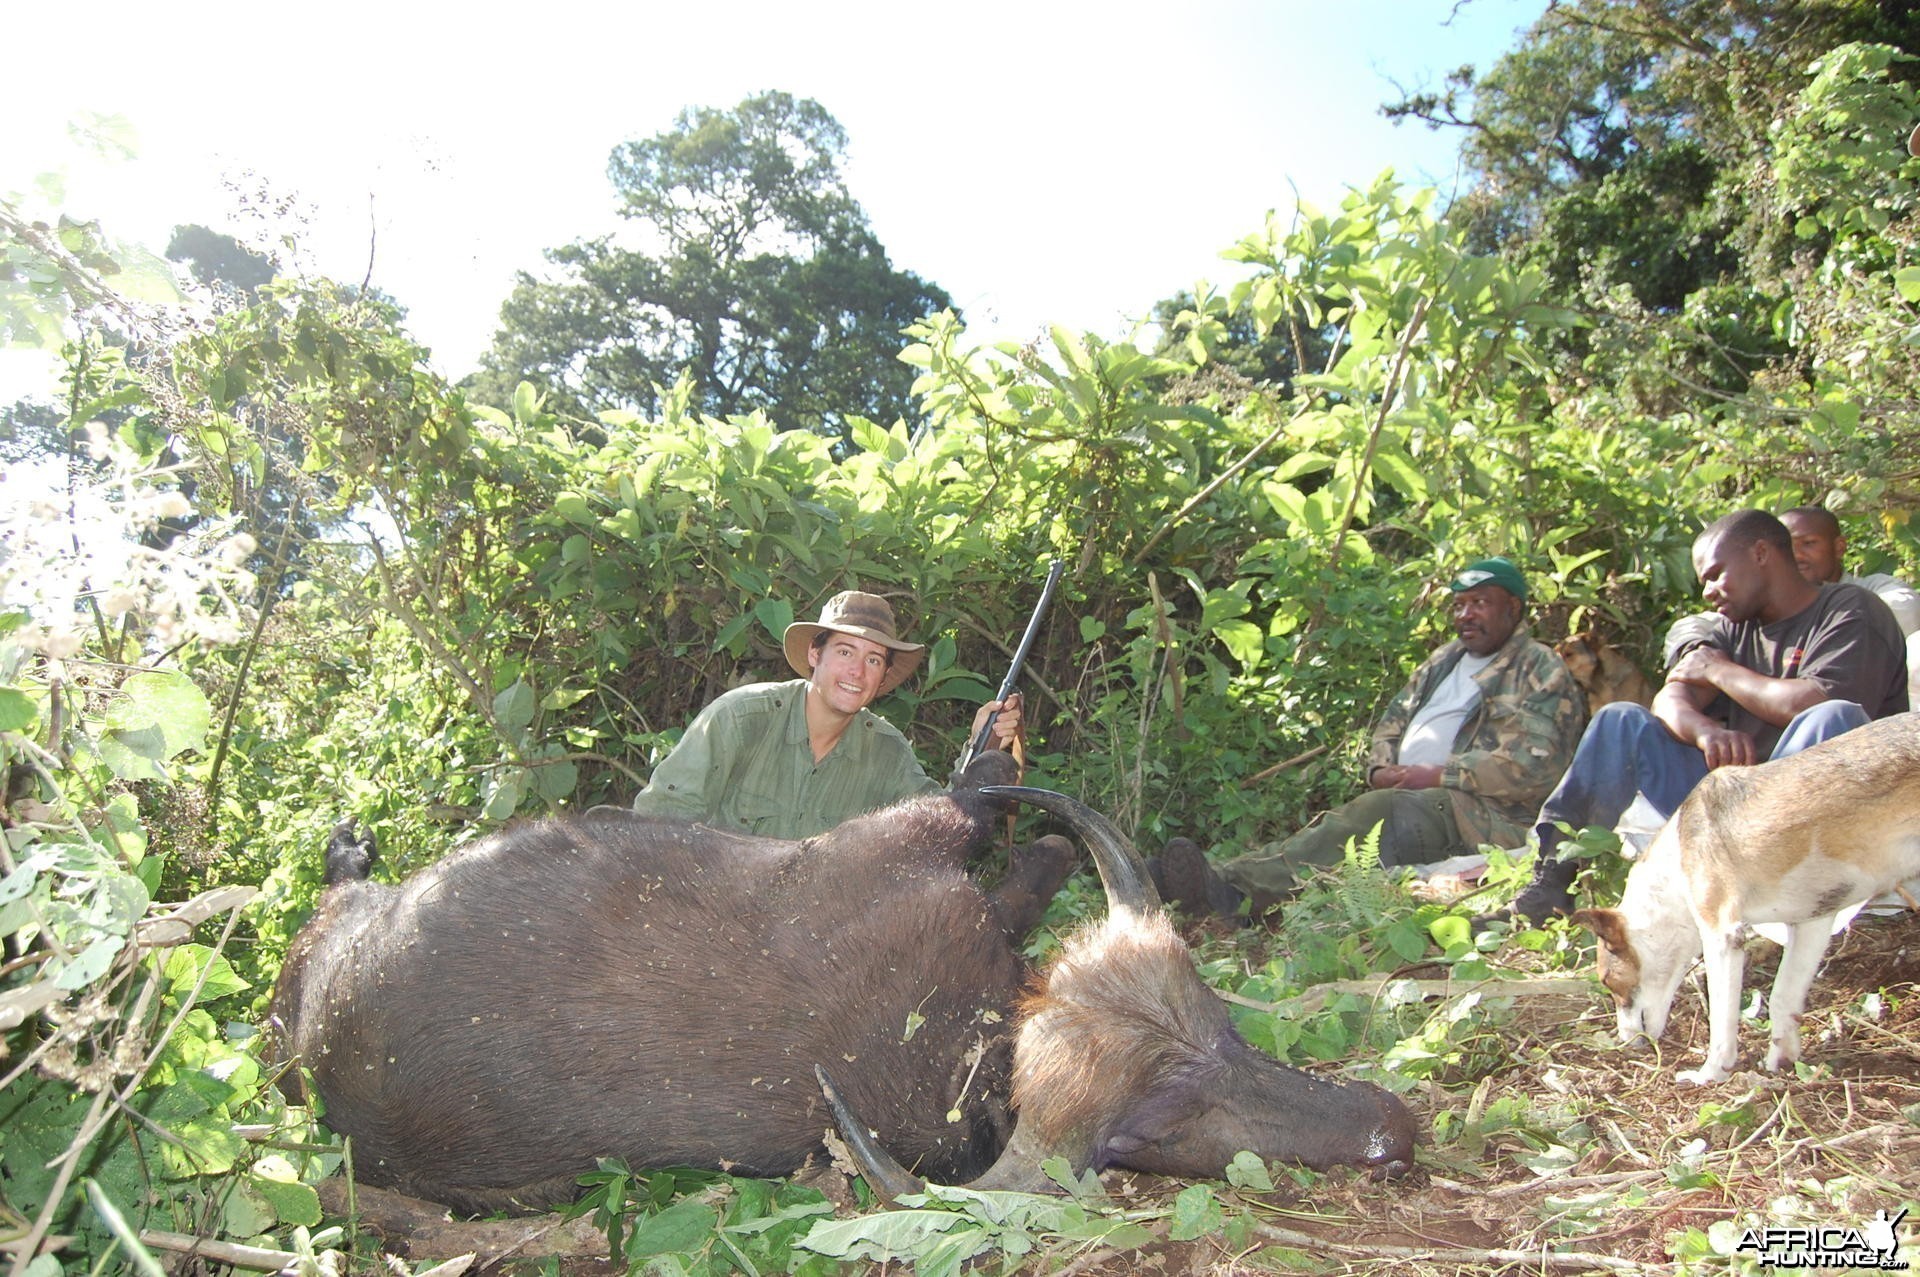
[1397, 651, 1494, 768]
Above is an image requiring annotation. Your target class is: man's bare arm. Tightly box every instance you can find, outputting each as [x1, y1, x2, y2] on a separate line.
[1654, 673, 1759, 769]
[1666, 646, 1827, 727]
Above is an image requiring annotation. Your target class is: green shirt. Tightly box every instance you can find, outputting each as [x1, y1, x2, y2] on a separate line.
[630, 679, 941, 839]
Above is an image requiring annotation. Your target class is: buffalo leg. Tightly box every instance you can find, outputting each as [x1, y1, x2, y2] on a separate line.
[988, 835, 1077, 941]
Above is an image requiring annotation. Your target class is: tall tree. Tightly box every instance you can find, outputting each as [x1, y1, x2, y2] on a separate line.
[166, 224, 277, 297]
[470, 92, 952, 441]
[1386, 0, 1920, 402]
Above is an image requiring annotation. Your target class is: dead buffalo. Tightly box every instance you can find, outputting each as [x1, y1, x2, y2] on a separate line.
[268, 754, 1417, 1213]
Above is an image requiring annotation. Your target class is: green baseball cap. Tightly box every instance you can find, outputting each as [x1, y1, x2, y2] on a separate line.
[1450, 557, 1528, 600]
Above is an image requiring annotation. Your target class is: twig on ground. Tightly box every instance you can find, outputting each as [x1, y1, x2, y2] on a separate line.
[138, 1231, 307, 1273]
[313, 1180, 608, 1264]
[1252, 1221, 1649, 1271]
[1241, 744, 1330, 787]
[1221, 974, 1593, 1018]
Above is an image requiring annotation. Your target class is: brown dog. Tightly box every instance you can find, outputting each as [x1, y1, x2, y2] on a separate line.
[1555, 631, 1656, 716]
[1574, 712, 1920, 1085]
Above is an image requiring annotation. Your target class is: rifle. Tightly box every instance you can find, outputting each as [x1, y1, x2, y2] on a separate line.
[958, 557, 1064, 772]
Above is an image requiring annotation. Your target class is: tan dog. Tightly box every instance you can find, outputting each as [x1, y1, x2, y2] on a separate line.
[1574, 713, 1920, 1085]
[1555, 631, 1656, 716]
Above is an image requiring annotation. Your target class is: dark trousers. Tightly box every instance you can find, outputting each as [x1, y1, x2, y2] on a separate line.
[1219, 787, 1471, 899]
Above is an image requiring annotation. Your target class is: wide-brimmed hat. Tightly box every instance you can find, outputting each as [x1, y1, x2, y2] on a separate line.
[1449, 556, 1528, 601]
[782, 590, 925, 696]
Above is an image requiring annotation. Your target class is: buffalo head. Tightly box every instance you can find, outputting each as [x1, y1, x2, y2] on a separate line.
[822, 785, 1419, 1198]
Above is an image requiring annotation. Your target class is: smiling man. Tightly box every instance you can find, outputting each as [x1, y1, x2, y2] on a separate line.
[1498, 510, 1909, 925]
[1157, 557, 1586, 920]
[630, 590, 1019, 839]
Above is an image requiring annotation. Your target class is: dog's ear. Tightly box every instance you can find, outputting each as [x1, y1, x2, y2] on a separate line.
[1570, 907, 1628, 950]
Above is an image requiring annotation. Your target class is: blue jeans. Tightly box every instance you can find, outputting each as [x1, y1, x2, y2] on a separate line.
[1532, 700, 1870, 857]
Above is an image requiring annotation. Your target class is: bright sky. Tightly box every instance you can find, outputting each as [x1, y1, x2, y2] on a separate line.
[7, 0, 1546, 390]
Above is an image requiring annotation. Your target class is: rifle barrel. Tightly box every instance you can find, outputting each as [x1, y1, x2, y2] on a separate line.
[963, 558, 1065, 766]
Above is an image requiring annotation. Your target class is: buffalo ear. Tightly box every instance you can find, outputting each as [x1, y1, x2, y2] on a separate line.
[1570, 907, 1628, 951]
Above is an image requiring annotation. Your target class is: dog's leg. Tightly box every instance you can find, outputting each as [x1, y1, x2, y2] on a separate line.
[1678, 927, 1746, 1086]
[1762, 918, 1833, 1072]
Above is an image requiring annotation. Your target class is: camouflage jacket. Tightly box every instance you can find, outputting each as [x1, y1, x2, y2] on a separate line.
[1366, 626, 1588, 850]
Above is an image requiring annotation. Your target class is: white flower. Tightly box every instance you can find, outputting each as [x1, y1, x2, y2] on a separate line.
[101, 587, 139, 618]
[147, 491, 194, 521]
[196, 617, 245, 645]
[219, 534, 258, 567]
[42, 628, 84, 659]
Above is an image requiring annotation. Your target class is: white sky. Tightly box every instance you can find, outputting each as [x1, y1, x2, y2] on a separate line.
[6, 0, 1545, 390]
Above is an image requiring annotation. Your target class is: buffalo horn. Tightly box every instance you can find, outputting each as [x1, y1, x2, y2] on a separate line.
[817, 1064, 1056, 1202]
[817, 785, 1161, 1201]
[977, 785, 1160, 916]
[814, 1064, 925, 1202]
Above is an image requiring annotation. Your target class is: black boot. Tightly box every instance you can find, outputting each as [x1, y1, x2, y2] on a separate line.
[1157, 838, 1246, 920]
[1507, 847, 1577, 926]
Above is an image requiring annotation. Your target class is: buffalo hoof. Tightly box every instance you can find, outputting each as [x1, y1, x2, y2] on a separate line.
[955, 749, 1021, 794]
[990, 835, 1079, 940]
[323, 821, 377, 885]
[1370, 1156, 1417, 1182]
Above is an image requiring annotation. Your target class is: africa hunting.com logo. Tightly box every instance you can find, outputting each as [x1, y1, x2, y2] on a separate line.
[1734, 1208, 1908, 1270]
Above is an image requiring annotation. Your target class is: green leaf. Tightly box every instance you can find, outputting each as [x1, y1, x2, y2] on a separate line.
[798, 1209, 974, 1261]
[624, 1198, 718, 1259]
[1385, 919, 1429, 963]
[1429, 914, 1473, 952]
[164, 945, 252, 1004]
[0, 850, 53, 905]
[84, 1180, 167, 1277]
[47, 935, 124, 989]
[1213, 619, 1265, 671]
[713, 612, 752, 653]
[1168, 1183, 1224, 1241]
[482, 770, 529, 821]
[493, 680, 536, 740]
[1224, 1150, 1275, 1192]
[534, 759, 578, 803]
[540, 686, 592, 711]
[98, 672, 212, 782]
[1262, 480, 1307, 525]
[512, 381, 542, 425]
[1372, 447, 1429, 501]
[753, 597, 794, 643]
[0, 687, 38, 733]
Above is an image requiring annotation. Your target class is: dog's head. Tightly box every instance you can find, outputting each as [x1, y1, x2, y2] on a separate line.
[1571, 906, 1672, 1044]
[1572, 836, 1699, 1047]
[1554, 632, 1601, 684]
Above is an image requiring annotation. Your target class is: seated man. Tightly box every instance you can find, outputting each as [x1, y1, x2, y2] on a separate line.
[631, 590, 1020, 839]
[1780, 504, 1920, 704]
[1662, 505, 1920, 695]
[1159, 558, 1587, 918]
[1503, 509, 1910, 924]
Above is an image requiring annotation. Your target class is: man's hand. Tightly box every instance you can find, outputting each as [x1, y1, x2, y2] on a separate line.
[970, 692, 1023, 752]
[1369, 763, 1443, 790]
[1695, 725, 1758, 770]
